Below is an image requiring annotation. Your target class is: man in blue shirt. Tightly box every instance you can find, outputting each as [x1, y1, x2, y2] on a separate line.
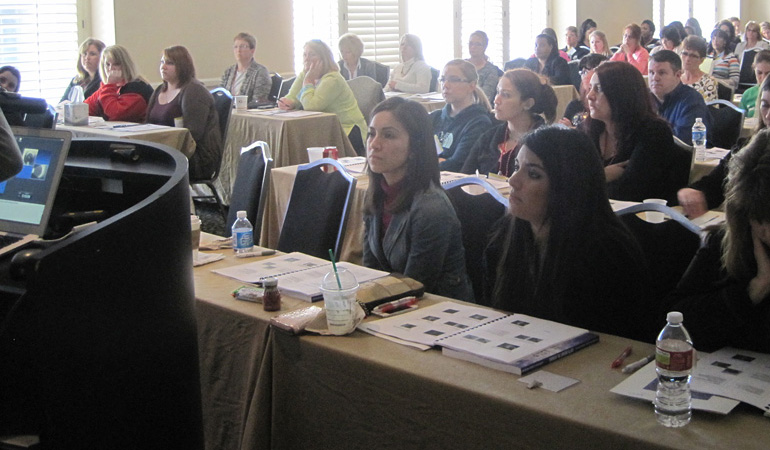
[649, 50, 712, 145]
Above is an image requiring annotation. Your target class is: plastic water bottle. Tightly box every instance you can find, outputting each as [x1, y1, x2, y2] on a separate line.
[654, 311, 694, 427]
[231, 210, 254, 254]
[692, 118, 707, 162]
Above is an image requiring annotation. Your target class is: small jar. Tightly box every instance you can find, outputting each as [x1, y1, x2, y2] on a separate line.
[262, 277, 281, 312]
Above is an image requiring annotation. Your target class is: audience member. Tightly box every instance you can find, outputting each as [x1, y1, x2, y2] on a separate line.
[338, 33, 383, 86]
[482, 126, 652, 340]
[761, 21, 770, 42]
[740, 50, 770, 118]
[363, 97, 473, 302]
[462, 69, 556, 176]
[524, 33, 570, 86]
[641, 19, 659, 48]
[684, 17, 702, 38]
[84, 45, 153, 122]
[717, 19, 739, 54]
[560, 53, 608, 127]
[735, 21, 770, 63]
[609, 23, 649, 74]
[385, 34, 432, 94]
[665, 128, 770, 353]
[540, 28, 570, 61]
[0, 66, 20, 93]
[589, 30, 612, 57]
[61, 38, 105, 103]
[219, 32, 271, 104]
[584, 61, 687, 203]
[730, 16, 744, 42]
[680, 35, 717, 101]
[650, 25, 683, 56]
[578, 18, 597, 49]
[709, 28, 740, 92]
[466, 30, 503, 103]
[679, 74, 770, 218]
[431, 59, 493, 172]
[649, 50, 712, 144]
[146, 46, 222, 180]
[563, 26, 589, 60]
[279, 40, 367, 155]
[0, 112, 22, 182]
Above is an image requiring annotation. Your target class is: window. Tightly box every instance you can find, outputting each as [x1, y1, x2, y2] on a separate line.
[461, 0, 505, 68]
[652, 0, 716, 39]
[347, 0, 401, 66]
[0, 0, 79, 105]
[292, 0, 340, 75]
[406, 0, 453, 69]
[508, 0, 546, 61]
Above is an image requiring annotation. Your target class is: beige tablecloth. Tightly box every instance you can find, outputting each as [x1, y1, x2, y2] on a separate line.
[194, 253, 770, 450]
[553, 84, 579, 121]
[215, 110, 357, 204]
[57, 122, 196, 157]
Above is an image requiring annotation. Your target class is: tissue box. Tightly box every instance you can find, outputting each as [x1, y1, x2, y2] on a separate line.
[64, 103, 88, 126]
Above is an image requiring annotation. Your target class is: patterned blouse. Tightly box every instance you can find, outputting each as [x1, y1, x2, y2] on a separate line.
[684, 73, 718, 102]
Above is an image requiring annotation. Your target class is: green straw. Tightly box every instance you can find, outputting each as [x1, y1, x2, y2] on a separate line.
[328, 249, 343, 290]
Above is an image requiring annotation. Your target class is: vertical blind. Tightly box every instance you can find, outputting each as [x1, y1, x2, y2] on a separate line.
[346, 0, 401, 67]
[0, 0, 78, 105]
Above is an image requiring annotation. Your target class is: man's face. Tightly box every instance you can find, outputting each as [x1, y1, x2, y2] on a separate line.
[648, 60, 682, 100]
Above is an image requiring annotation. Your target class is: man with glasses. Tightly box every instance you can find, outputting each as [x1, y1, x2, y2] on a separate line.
[219, 32, 272, 103]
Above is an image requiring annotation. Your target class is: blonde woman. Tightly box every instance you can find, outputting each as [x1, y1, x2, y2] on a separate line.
[61, 38, 105, 103]
[589, 30, 612, 57]
[385, 34, 432, 93]
[84, 45, 153, 122]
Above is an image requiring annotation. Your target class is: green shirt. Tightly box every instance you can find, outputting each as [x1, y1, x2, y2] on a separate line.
[740, 85, 759, 118]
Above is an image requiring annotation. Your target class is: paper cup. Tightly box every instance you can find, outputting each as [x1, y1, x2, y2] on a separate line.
[643, 198, 667, 224]
[174, 116, 184, 128]
[234, 95, 248, 110]
[307, 147, 325, 163]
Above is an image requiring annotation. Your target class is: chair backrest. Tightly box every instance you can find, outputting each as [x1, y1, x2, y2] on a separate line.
[429, 67, 439, 92]
[615, 202, 702, 300]
[347, 76, 385, 125]
[567, 59, 581, 91]
[225, 141, 274, 240]
[22, 104, 56, 129]
[373, 61, 390, 88]
[442, 177, 508, 305]
[673, 135, 693, 153]
[706, 99, 745, 150]
[209, 87, 233, 141]
[268, 73, 283, 102]
[715, 79, 733, 101]
[277, 158, 357, 260]
[278, 76, 295, 98]
[738, 49, 759, 93]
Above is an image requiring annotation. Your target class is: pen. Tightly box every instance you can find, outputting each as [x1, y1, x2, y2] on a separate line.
[373, 297, 417, 314]
[622, 354, 656, 374]
[235, 249, 277, 258]
[611, 346, 633, 368]
[112, 124, 139, 128]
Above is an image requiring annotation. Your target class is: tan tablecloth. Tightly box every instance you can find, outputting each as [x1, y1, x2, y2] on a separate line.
[194, 253, 770, 450]
[215, 111, 357, 204]
[57, 122, 196, 157]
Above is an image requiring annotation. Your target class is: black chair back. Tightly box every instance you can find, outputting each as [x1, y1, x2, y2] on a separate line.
[268, 73, 282, 102]
[737, 49, 759, 94]
[23, 104, 56, 129]
[568, 59, 581, 92]
[277, 158, 356, 259]
[429, 67, 439, 92]
[443, 177, 508, 305]
[373, 61, 390, 88]
[209, 87, 233, 141]
[278, 77, 295, 98]
[226, 141, 273, 239]
[707, 99, 745, 150]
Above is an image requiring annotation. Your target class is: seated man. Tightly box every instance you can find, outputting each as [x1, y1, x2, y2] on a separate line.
[649, 50, 712, 144]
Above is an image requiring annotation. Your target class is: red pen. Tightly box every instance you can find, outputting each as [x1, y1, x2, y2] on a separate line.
[373, 297, 418, 314]
[611, 346, 633, 368]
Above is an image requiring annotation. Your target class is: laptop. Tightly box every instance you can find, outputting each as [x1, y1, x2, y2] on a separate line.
[248, 78, 291, 109]
[0, 126, 71, 257]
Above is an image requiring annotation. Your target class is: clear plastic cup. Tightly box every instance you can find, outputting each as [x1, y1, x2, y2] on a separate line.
[320, 268, 359, 335]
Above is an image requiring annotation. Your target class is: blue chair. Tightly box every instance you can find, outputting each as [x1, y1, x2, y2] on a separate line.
[225, 141, 273, 241]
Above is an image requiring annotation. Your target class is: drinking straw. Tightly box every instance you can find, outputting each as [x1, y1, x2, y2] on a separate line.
[328, 249, 343, 289]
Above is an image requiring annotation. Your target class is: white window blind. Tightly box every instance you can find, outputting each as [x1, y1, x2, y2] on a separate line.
[406, 0, 453, 70]
[461, 0, 505, 68]
[292, 0, 340, 75]
[0, 0, 78, 105]
[345, 0, 401, 67]
[508, 0, 546, 61]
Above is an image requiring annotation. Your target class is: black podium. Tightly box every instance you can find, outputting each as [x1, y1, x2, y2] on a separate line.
[0, 139, 203, 449]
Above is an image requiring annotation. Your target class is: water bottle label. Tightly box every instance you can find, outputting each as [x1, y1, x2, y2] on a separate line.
[234, 230, 253, 249]
[656, 347, 693, 371]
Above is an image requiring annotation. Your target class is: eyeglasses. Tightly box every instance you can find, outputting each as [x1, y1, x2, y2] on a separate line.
[680, 51, 702, 59]
[439, 76, 470, 84]
[233, 44, 251, 50]
[579, 68, 594, 77]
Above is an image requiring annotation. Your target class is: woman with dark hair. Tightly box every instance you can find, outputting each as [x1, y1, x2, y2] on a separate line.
[462, 69, 557, 176]
[584, 61, 686, 202]
[609, 23, 650, 74]
[146, 46, 222, 180]
[363, 97, 473, 302]
[279, 39, 367, 154]
[650, 25, 684, 56]
[665, 128, 770, 352]
[559, 53, 608, 128]
[684, 17, 702, 38]
[740, 50, 770, 118]
[709, 28, 740, 92]
[717, 19, 738, 54]
[85, 45, 153, 122]
[641, 19, 659, 48]
[680, 35, 717, 101]
[578, 18, 597, 49]
[523, 33, 570, 86]
[61, 38, 105, 103]
[483, 126, 651, 340]
[0, 66, 20, 93]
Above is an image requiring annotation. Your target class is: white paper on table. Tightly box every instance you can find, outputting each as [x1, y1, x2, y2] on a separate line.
[690, 347, 770, 411]
[689, 210, 725, 229]
[194, 252, 225, 267]
[279, 110, 324, 118]
[518, 371, 579, 392]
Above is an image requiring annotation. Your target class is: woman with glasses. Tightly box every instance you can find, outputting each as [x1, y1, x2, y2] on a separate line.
[735, 21, 770, 63]
[85, 45, 153, 122]
[609, 24, 649, 75]
[466, 30, 503, 103]
[431, 59, 493, 172]
[524, 33, 570, 86]
[680, 35, 717, 102]
[219, 32, 271, 104]
[385, 34, 432, 94]
[462, 69, 557, 176]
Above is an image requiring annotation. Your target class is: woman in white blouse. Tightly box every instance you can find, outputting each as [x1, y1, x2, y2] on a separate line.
[735, 21, 770, 63]
[385, 34, 432, 94]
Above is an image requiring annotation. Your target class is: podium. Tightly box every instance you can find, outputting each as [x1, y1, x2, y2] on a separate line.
[0, 139, 203, 449]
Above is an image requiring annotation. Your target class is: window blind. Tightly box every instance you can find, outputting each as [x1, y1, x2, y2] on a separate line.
[508, 0, 546, 61]
[461, 0, 505, 68]
[345, 0, 401, 67]
[0, 0, 78, 105]
[293, 0, 340, 75]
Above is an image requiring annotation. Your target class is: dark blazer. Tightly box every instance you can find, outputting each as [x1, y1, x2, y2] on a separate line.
[524, 55, 571, 86]
[339, 57, 388, 88]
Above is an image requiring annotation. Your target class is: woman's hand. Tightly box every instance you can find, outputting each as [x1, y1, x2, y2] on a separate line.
[604, 161, 628, 182]
[277, 97, 296, 110]
[304, 61, 323, 86]
[387, 80, 397, 91]
[677, 188, 708, 218]
[558, 117, 575, 128]
[106, 68, 124, 85]
[748, 221, 770, 305]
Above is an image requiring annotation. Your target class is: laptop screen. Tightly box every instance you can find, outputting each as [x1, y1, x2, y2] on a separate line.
[0, 127, 71, 236]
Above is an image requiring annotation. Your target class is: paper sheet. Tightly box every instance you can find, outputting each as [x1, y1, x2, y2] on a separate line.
[518, 371, 579, 392]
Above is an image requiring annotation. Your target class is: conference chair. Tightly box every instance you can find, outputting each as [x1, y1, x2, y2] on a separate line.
[706, 99, 745, 150]
[225, 141, 273, 242]
[190, 88, 232, 219]
[347, 76, 385, 125]
[737, 49, 759, 94]
[443, 177, 508, 305]
[567, 59, 581, 92]
[373, 61, 390, 88]
[715, 79, 734, 101]
[277, 158, 356, 260]
[615, 202, 702, 304]
[268, 73, 283, 102]
[429, 67, 440, 92]
[278, 76, 295, 99]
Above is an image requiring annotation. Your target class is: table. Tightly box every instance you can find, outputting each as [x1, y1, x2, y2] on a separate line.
[194, 253, 770, 450]
[553, 84, 579, 122]
[57, 121, 196, 157]
[216, 110, 358, 204]
[384, 91, 446, 112]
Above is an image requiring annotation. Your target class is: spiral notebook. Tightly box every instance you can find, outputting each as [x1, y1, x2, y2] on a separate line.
[360, 301, 598, 375]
